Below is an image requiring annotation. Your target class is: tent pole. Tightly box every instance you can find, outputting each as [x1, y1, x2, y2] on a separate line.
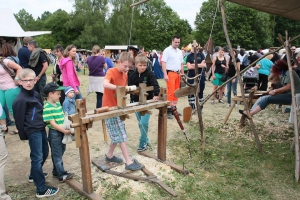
[219, 0, 262, 152]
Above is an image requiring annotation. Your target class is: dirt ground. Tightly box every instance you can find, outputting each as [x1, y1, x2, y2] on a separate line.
[4, 77, 255, 198]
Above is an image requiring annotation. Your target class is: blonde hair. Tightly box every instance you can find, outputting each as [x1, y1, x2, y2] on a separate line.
[92, 45, 101, 56]
[266, 54, 273, 60]
[64, 45, 77, 65]
[119, 52, 134, 63]
[19, 68, 36, 79]
[135, 54, 148, 64]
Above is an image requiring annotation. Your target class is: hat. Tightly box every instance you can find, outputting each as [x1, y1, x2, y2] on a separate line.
[127, 46, 139, 52]
[64, 86, 74, 95]
[43, 83, 65, 96]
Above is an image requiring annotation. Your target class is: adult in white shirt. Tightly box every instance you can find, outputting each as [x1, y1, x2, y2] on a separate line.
[161, 36, 184, 119]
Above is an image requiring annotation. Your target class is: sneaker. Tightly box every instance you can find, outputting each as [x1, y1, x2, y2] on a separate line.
[36, 186, 59, 198]
[137, 143, 149, 152]
[28, 173, 49, 183]
[59, 173, 74, 182]
[227, 103, 230, 108]
[167, 112, 173, 119]
[235, 103, 238, 108]
[71, 134, 75, 141]
[7, 121, 15, 126]
[219, 99, 224, 104]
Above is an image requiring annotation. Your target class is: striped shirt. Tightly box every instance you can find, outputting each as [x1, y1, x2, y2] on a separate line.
[43, 101, 64, 129]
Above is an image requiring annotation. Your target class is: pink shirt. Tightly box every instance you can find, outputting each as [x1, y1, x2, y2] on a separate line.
[59, 58, 80, 91]
[0, 59, 17, 90]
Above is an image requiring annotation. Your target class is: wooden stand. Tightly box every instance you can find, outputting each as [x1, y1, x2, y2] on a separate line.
[67, 85, 185, 198]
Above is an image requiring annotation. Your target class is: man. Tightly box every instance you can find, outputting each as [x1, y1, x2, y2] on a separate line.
[162, 36, 184, 119]
[139, 46, 145, 55]
[18, 37, 32, 68]
[27, 40, 49, 94]
[186, 44, 206, 111]
[116, 49, 122, 61]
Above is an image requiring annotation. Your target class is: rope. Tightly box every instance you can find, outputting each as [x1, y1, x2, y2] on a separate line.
[128, 5, 134, 45]
[209, 0, 220, 38]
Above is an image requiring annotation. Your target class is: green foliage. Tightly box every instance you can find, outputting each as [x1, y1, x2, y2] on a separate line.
[274, 16, 300, 46]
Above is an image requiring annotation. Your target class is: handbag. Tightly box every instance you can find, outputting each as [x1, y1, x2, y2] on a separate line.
[221, 73, 227, 82]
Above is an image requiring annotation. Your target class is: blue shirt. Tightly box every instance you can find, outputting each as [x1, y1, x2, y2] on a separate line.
[104, 57, 114, 74]
[62, 97, 76, 115]
[18, 46, 31, 68]
[257, 58, 273, 76]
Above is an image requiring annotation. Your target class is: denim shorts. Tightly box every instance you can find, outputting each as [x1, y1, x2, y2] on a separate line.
[105, 117, 127, 144]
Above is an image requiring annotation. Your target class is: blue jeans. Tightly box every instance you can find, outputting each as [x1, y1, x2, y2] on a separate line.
[187, 74, 205, 109]
[48, 129, 66, 178]
[135, 112, 150, 144]
[28, 130, 49, 192]
[3, 105, 12, 125]
[252, 93, 292, 110]
[227, 76, 238, 104]
[96, 92, 103, 108]
[72, 86, 82, 100]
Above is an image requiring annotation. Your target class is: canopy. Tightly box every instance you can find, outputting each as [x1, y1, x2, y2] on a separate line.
[227, 0, 300, 21]
[0, 8, 51, 37]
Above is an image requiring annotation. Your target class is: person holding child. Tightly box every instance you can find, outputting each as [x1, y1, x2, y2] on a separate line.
[43, 82, 74, 183]
[63, 86, 76, 141]
[13, 69, 59, 198]
[102, 52, 143, 170]
[128, 54, 160, 152]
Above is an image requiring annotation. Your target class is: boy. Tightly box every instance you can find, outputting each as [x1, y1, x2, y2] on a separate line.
[13, 69, 59, 198]
[62, 86, 76, 141]
[43, 82, 74, 182]
[103, 52, 142, 170]
[128, 54, 160, 151]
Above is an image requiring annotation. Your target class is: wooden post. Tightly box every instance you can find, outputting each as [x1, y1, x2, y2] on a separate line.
[157, 105, 167, 161]
[284, 31, 300, 182]
[77, 100, 93, 193]
[219, 0, 262, 152]
[116, 86, 127, 108]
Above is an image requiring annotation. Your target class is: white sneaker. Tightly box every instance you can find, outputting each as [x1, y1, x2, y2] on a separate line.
[235, 103, 238, 108]
[227, 104, 230, 108]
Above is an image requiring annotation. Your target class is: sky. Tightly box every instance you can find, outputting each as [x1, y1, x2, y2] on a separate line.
[1, 0, 206, 28]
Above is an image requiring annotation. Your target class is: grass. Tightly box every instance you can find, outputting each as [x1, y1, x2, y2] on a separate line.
[7, 65, 300, 199]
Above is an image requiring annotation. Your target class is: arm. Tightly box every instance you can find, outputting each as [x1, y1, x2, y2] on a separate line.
[49, 120, 71, 135]
[161, 61, 168, 82]
[103, 63, 107, 70]
[6, 60, 22, 84]
[269, 83, 291, 96]
[12, 99, 27, 140]
[180, 63, 184, 74]
[211, 57, 217, 77]
[36, 62, 49, 81]
[148, 71, 160, 100]
[103, 79, 117, 90]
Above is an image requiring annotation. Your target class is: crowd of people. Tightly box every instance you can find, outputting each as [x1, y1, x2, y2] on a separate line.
[1, 35, 300, 198]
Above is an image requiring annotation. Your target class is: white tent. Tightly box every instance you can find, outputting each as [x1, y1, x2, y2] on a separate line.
[0, 8, 51, 37]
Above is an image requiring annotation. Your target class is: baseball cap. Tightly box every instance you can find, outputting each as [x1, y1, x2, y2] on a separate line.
[43, 82, 65, 96]
[64, 86, 74, 95]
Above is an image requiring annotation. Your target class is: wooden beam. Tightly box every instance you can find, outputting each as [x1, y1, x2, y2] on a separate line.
[157, 106, 167, 161]
[65, 179, 103, 200]
[130, 0, 150, 8]
[174, 86, 196, 98]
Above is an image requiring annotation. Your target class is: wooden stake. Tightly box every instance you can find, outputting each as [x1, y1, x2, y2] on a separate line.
[284, 31, 300, 182]
[219, 0, 262, 152]
[157, 105, 167, 161]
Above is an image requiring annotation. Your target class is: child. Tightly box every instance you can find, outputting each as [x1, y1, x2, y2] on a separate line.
[62, 86, 76, 140]
[42, 82, 74, 182]
[128, 54, 160, 151]
[103, 52, 142, 170]
[13, 69, 59, 198]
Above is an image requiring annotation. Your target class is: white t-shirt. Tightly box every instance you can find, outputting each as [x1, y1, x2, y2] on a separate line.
[162, 46, 183, 71]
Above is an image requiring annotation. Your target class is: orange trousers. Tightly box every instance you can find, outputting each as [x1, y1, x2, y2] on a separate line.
[166, 72, 181, 106]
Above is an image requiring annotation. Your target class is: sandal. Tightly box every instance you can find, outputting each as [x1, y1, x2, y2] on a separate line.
[218, 99, 224, 104]
[9, 130, 18, 135]
[105, 155, 123, 163]
[0, 126, 8, 133]
[125, 159, 142, 171]
[238, 110, 250, 119]
[211, 99, 215, 104]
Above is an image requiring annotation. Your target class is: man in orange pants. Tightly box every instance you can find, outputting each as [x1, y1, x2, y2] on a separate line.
[161, 36, 184, 119]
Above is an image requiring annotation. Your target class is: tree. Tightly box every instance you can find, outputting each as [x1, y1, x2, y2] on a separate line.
[14, 9, 37, 31]
[273, 16, 300, 46]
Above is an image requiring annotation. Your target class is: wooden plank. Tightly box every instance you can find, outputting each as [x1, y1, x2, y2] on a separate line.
[138, 83, 154, 104]
[80, 101, 169, 124]
[91, 157, 124, 172]
[102, 120, 108, 142]
[157, 106, 167, 161]
[69, 113, 81, 148]
[224, 101, 235, 124]
[116, 86, 127, 108]
[174, 86, 196, 98]
[77, 100, 94, 194]
[65, 179, 103, 200]
[138, 151, 189, 174]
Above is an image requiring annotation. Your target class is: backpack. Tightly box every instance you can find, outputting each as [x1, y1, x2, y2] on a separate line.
[242, 56, 249, 66]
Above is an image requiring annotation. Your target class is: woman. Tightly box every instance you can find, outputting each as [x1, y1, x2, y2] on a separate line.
[52, 44, 65, 104]
[226, 49, 240, 107]
[0, 44, 22, 134]
[211, 47, 228, 104]
[86, 45, 107, 108]
[255, 54, 273, 91]
[239, 60, 300, 118]
[60, 45, 82, 100]
[152, 50, 163, 79]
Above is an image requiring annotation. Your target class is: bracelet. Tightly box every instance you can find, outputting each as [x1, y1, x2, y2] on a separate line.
[14, 77, 19, 81]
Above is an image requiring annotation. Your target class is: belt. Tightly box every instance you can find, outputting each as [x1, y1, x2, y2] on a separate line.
[166, 70, 180, 74]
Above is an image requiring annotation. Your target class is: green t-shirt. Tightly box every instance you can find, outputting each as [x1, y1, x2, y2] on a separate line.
[43, 101, 64, 129]
[281, 70, 300, 94]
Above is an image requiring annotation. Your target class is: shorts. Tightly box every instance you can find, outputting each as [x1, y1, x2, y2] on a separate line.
[105, 116, 127, 144]
[212, 73, 224, 86]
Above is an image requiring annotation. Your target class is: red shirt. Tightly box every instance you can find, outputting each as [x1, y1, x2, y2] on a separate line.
[102, 68, 127, 107]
